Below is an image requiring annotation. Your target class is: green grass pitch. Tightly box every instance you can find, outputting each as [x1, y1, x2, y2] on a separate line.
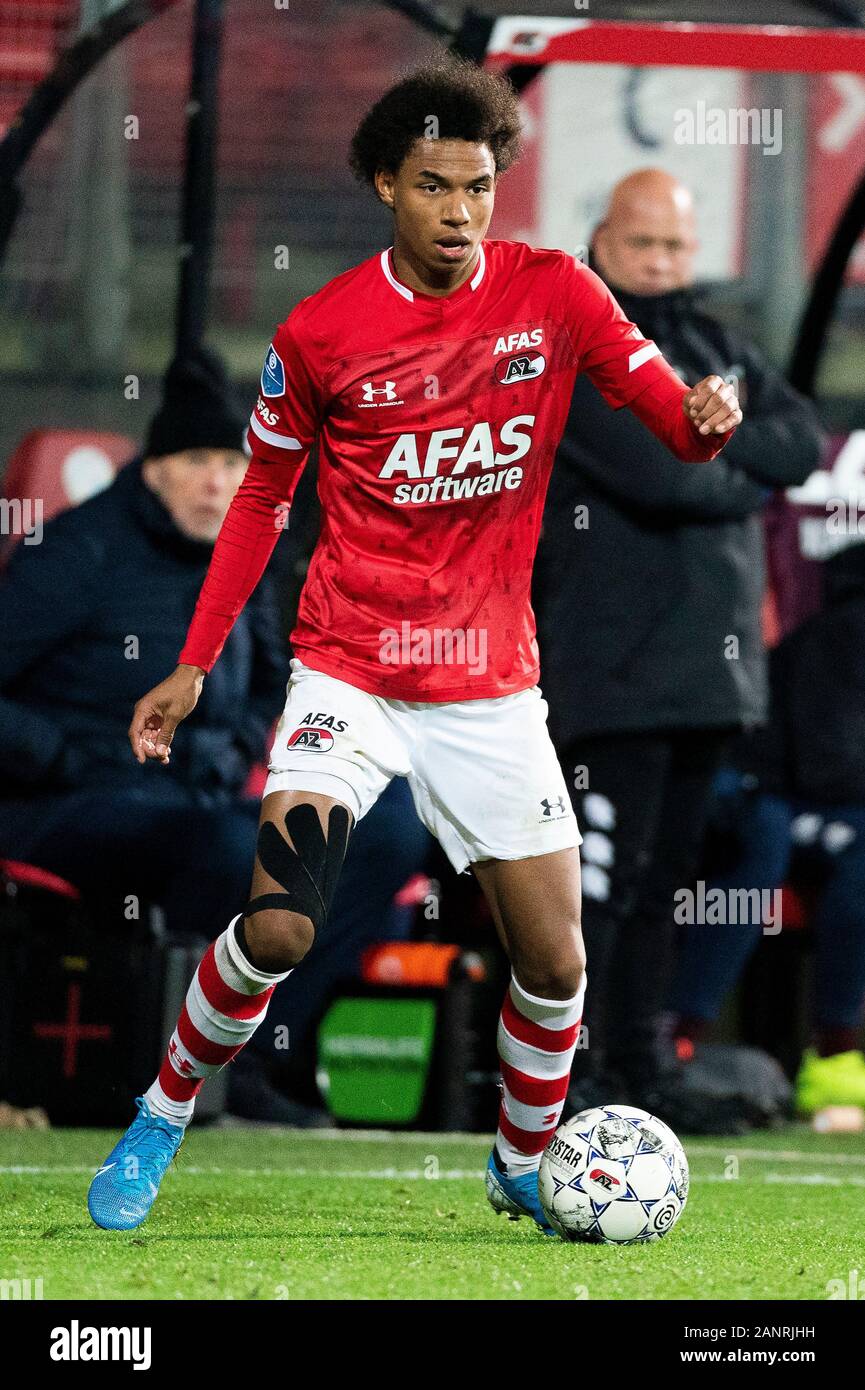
[2, 1124, 864, 1300]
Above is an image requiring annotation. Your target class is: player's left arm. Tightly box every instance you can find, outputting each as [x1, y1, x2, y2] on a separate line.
[563, 257, 741, 462]
[680, 374, 742, 436]
[626, 368, 741, 461]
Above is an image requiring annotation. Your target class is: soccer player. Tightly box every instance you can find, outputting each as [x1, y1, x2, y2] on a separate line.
[87, 58, 741, 1234]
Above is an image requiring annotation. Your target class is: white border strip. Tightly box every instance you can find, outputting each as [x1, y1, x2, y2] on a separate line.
[628, 341, 661, 372]
[248, 413, 303, 450]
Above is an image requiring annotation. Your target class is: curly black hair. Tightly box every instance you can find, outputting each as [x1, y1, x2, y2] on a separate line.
[349, 56, 523, 189]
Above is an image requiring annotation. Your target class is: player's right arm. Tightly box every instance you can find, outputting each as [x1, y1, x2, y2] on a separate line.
[129, 313, 323, 765]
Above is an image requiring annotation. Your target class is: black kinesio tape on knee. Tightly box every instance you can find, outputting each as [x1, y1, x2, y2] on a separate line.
[244, 803, 351, 932]
[233, 915, 254, 965]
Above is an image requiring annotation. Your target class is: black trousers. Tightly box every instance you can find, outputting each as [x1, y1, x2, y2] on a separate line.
[561, 728, 732, 1089]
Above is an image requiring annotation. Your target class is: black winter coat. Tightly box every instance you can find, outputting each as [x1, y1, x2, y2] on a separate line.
[0, 455, 289, 804]
[740, 543, 865, 804]
[533, 274, 824, 746]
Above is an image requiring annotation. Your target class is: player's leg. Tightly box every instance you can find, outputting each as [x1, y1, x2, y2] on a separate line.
[473, 844, 585, 998]
[473, 847, 586, 1233]
[87, 788, 352, 1230]
[254, 778, 433, 1079]
[407, 682, 584, 1234]
[146, 788, 352, 1116]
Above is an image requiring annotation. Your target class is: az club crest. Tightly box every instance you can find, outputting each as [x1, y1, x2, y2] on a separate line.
[496, 352, 546, 385]
[287, 725, 334, 751]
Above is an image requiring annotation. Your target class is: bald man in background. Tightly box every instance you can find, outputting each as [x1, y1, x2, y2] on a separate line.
[533, 169, 823, 1125]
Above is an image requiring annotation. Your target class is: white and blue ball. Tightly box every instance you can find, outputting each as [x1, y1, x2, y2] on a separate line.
[538, 1104, 689, 1243]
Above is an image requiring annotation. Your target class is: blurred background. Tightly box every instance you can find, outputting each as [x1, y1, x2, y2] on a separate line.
[2, 0, 865, 1137]
[2, 0, 865, 447]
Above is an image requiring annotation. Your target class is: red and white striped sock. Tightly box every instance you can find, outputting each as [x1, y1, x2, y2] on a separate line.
[495, 971, 586, 1176]
[143, 914, 291, 1126]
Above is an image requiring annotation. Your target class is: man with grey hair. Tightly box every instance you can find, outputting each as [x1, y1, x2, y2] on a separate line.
[535, 168, 823, 1122]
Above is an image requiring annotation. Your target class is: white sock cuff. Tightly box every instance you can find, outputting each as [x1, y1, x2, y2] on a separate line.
[144, 1081, 195, 1127]
[222, 913, 293, 989]
[509, 971, 586, 1026]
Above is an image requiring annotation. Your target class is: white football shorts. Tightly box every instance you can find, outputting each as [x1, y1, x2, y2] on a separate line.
[263, 658, 581, 874]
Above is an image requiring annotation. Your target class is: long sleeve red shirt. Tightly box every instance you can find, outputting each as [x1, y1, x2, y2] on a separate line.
[178, 240, 734, 697]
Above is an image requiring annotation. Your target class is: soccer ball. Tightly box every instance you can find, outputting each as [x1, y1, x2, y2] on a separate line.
[538, 1104, 689, 1243]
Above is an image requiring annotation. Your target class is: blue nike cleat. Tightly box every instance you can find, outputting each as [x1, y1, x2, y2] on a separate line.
[485, 1147, 556, 1236]
[87, 1096, 185, 1231]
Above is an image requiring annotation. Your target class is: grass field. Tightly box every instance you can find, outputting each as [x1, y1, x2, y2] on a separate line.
[2, 1123, 864, 1301]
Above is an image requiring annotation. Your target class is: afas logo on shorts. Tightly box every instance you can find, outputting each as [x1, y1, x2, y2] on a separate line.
[286, 710, 347, 751]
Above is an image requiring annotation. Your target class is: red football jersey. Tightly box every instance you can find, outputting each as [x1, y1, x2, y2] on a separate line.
[178, 238, 732, 699]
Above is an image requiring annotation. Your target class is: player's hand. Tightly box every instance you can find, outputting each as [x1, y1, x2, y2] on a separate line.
[683, 375, 742, 435]
[128, 664, 205, 765]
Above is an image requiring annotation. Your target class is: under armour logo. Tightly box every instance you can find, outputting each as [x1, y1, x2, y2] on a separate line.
[541, 796, 566, 817]
[169, 1038, 194, 1074]
[361, 379, 397, 402]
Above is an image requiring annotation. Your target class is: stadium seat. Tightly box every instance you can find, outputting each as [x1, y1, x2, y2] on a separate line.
[0, 428, 135, 566]
[0, 857, 80, 901]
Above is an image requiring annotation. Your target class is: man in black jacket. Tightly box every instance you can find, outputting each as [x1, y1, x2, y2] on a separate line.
[533, 168, 824, 1108]
[0, 349, 433, 1121]
[671, 541, 865, 1114]
[0, 350, 284, 938]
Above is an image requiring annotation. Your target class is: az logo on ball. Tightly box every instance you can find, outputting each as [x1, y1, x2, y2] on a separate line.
[539, 1104, 689, 1244]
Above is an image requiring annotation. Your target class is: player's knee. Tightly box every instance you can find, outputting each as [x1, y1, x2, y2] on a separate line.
[242, 905, 315, 970]
[570, 926, 587, 982]
[571, 942, 588, 994]
[553, 914, 586, 992]
[518, 921, 585, 998]
[242, 801, 351, 971]
[528, 963, 585, 999]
